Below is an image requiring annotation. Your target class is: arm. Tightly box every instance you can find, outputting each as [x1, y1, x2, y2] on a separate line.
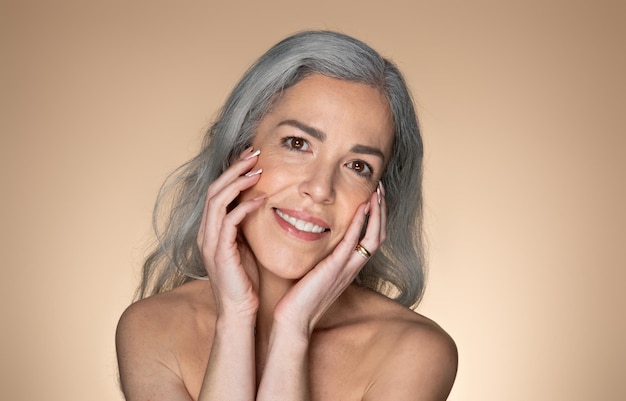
[196, 147, 264, 401]
[199, 314, 257, 400]
[256, 325, 312, 400]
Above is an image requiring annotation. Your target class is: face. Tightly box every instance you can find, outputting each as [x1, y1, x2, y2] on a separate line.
[239, 74, 394, 279]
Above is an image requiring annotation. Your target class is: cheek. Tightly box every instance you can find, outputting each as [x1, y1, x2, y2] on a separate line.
[338, 172, 376, 203]
[239, 152, 293, 201]
[333, 182, 374, 226]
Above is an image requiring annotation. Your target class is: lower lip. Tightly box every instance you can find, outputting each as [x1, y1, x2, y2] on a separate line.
[272, 209, 329, 241]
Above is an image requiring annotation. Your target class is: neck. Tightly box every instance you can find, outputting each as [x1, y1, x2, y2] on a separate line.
[253, 265, 297, 383]
[255, 265, 296, 336]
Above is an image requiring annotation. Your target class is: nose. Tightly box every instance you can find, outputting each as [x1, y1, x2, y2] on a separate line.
[298, 163, 336, 204]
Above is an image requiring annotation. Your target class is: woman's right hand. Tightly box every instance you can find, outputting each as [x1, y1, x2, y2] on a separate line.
[196, 147, 265, 319]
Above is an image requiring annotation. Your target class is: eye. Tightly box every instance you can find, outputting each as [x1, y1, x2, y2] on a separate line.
[282, 136, 310, 151]
[346, 160, 373, 177]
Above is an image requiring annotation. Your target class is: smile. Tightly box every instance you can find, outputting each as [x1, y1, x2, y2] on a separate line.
[274, 208, 329, 234]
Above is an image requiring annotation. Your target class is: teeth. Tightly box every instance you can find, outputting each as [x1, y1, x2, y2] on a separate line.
[275, 209, 326, 233]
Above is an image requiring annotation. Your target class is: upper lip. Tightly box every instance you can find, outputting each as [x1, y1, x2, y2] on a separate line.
[272, 207, 331, 232]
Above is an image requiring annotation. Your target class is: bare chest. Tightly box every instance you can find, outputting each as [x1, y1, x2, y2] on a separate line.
[178, 328, 376, 400]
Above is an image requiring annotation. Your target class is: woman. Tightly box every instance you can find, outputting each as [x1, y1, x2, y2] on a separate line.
[116, 30, 457, 400]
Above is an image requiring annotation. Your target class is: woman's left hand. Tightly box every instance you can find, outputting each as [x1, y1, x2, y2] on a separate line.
[273, 184, 386, 338]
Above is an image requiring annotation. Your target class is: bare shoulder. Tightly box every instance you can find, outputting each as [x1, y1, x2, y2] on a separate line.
[117, 280, 213, 333]
[116, 280, 214, 401]
[323, 285, 458, 400]
[372, 306, 458, 400]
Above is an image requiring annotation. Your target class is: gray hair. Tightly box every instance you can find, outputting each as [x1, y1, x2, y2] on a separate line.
[137, 31, 425, 307]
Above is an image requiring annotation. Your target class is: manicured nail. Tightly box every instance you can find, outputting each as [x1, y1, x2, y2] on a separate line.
[252, 194, 267, 202]
[244, 149, 261, 160]
[376, 183, 382, 205]
[364, 202, 371, 215]
[240, 147, 254, 159]
[245, 168, 263, 177]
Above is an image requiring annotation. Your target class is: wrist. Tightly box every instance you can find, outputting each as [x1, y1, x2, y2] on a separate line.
[215, 313, 256, 335]
[269, 319, 312, 347]
[216, 297, 259, 322]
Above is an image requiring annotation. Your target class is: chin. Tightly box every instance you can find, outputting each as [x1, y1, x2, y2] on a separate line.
[252, 246, 323, 280]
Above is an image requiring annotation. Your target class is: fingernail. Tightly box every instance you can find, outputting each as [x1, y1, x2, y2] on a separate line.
[245, 168, 263, 177]
[364, 202, 371, 215]
[244, 149, 261, 160]
[379, 181, 385, 197]
[376, 183, 382, 205]
[252, 194, 267, 202]
[240, 147, 254, 159]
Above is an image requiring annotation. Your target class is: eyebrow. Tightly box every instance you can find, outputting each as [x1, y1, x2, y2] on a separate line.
[278, 119, 326, 142]
[350, 144, 385, 162]
[277, 119, 386, 162]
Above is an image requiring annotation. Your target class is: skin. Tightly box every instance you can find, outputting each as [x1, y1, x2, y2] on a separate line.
[116, 74, 458, 400]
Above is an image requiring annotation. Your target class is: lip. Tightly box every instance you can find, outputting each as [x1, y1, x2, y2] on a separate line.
[272, 207, 330, 241]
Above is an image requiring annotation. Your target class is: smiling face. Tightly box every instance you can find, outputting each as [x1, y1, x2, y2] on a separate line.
[239, 74, 394, 279]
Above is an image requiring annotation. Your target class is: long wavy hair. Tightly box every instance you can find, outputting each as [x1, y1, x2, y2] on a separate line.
[137, 30, 426, 307]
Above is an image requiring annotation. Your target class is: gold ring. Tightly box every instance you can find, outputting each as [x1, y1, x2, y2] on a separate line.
[355, 243, 371, 259]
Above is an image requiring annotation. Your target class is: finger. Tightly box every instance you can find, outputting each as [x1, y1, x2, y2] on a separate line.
[200, 172, 262, 257]
[363, 189, 382, 247]
[197, 149, 259, 246]
[197, 171, 261, 251]
[198, 150, 260, 242]
[323, 201, 371, 270]
[199, 148, 259, 224]
[206, 148, 260, 199]
[346, 190, 382, 266]
[378, 182, 387, 243]
[365, 184, 387, 246]
[213, 195, 266, 265]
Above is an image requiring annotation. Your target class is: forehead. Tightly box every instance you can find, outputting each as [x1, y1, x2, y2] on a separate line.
[261, 74, 395, 157]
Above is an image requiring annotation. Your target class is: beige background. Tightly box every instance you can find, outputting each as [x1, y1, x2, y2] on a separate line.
[2, 1, 624, 400]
